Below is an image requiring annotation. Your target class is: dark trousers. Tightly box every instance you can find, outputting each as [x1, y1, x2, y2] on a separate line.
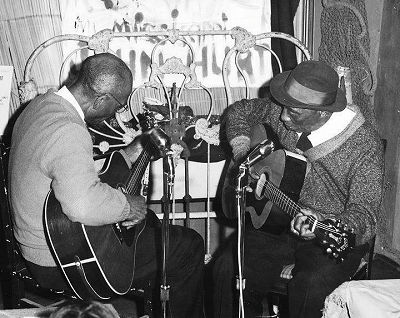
[211, 229, 367, 318]
[27, 211, 205, 318]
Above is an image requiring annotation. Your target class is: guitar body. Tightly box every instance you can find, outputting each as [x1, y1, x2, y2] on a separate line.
[44, 151, 146, 300]
[245, 150, 307, 234]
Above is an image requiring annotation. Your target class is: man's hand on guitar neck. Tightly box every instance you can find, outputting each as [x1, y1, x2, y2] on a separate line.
[291, 207, 323, 240]
[122, 194, 147, 229]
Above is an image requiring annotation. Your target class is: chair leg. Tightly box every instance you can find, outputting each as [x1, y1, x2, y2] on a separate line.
[266, 293, 291, 318]
[261, 296, 279, 317]
[268, 294, 280, 318]
[143, 281, 153, 317]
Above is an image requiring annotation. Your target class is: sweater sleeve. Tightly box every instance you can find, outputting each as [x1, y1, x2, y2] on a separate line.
[339, 145, 384, 245]
[224, 98, 277, 161]
[320, 141, 385, 245]
[42, 122, 131, 226]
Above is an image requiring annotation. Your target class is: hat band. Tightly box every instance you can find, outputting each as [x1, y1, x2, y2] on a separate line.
[284, 76, 336, 106]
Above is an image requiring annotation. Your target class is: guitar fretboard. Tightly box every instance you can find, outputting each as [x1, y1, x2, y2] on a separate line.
[125, 143, 152, 196]
[261, 176, 336, 234]
[262, 176, 301, 219]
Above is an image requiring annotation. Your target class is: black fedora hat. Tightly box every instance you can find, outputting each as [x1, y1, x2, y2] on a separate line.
[270, 60, 347, 112]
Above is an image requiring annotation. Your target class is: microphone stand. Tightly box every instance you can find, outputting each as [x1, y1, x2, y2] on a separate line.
[147, 125, 175, 318]
[235, 161, 249, 318]
[235, 163, 249, 317]
[235, 139, 274, 317]
[160, 151, 175, 318]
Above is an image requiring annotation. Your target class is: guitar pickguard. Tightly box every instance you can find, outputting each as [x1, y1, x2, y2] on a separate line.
[245, 201, 273, 229]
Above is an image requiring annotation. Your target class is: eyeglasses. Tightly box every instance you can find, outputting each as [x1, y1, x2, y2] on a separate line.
[106, 93, 128, 112]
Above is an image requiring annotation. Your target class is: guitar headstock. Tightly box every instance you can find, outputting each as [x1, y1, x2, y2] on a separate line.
[315, 219, 356, 262]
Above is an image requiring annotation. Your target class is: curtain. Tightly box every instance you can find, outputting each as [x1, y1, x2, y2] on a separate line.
[0, 0, 63, 143]
[270, 0, 300, 75]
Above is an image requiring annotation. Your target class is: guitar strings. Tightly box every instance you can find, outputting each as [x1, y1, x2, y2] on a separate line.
[126, 153, 145, 193]
[263, 181, 299, 218]
[262, 177, 348, 236]
[127, 151, 151, 194]
[125, 142, 152, 194]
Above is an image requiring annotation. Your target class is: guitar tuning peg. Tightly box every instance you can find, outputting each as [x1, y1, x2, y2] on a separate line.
[326, 247, 332, 254]
[333, 252, 338, 258]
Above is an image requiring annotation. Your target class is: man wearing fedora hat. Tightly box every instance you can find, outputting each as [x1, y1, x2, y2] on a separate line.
[210, 60, 384, 317]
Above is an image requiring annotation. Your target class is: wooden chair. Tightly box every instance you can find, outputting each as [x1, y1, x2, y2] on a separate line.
[266, 236, 376, 317]
[0, 141, 151, 316]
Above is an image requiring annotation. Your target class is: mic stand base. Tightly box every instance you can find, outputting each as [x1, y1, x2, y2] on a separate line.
[160, 285, 170, 318]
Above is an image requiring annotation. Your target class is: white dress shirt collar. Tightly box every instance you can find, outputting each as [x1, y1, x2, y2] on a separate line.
[306, 107, 356, 147]
[55, 86, 85, 122]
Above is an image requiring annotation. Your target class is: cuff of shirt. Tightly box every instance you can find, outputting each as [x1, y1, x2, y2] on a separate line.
[120, 197, 131, 221]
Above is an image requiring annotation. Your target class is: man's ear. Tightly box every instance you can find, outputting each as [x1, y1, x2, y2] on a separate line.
[92, 95, 107, 110]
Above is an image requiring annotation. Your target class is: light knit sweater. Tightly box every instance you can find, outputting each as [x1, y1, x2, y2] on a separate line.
[225, 98, 385, 245]
[9, 90, 131, 267]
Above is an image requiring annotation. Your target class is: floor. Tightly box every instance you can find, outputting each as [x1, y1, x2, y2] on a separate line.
[0, 284, 144, 318]
[1, 253, 400, 317]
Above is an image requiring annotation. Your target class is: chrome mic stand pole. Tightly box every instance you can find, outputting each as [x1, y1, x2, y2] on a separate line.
[147, 125, 175, 318]
[235, 162, 249, 318]
[160, 151, 175, 318]
[235, 139, 274, 317]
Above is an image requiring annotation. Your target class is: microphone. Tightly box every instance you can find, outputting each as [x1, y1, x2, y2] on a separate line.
[242, 139, 274, 166]
[147, 127, 172, 157]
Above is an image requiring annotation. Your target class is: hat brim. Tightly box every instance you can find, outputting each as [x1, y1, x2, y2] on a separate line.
[270, 71, 347, 112]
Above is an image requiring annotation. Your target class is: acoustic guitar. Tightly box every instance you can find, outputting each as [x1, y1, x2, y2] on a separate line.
[44, 113, 163, 300]
[247, 149, 356, 261]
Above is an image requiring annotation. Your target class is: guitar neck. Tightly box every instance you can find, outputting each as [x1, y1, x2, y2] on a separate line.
[263, 180, 301, 220]
[124, 143, 152, 196]
[263, 179, 326, 233]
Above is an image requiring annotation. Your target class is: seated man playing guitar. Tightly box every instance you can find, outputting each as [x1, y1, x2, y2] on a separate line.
[211, 60, 385, 318]
[9, 53, 204, 318]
